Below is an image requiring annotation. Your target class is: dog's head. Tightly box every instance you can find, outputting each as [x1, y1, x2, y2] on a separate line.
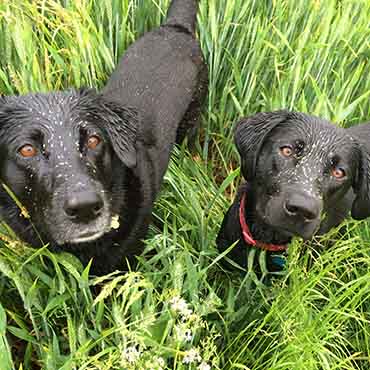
[0, 89, 137, 245]
[235, 110, 370, 240]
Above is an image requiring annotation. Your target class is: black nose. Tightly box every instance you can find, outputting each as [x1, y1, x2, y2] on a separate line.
[64, 192, 104, 222]
[284, 193, 320, 221]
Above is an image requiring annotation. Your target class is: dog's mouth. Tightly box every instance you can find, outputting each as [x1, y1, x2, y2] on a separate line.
[263, 213, 321, 241]
[272, 223, 318, 240]
[254, 192, 323, 241]
[67, 214, 120, 244]
[45, 210, 118, 246]
[256, 205, 321, 241]
[68, 229, 107, 244]
[41, 185, 124, 246]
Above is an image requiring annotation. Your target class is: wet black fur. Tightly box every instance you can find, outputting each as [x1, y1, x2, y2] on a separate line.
[0, 0, 207, 274]
[217, 110, 370, 270]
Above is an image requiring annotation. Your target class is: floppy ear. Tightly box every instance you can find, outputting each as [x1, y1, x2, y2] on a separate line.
[0, 95, 11, 130]
[98, 98, 138, 168]
[0, 95, 7, 115]
[351, 144, 370, 220]
[234, 110, 292, 181]
[78, 89, 138, 168]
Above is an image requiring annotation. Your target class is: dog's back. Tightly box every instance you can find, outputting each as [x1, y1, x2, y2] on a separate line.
[95, 0, 207, 272]
[103, 0, 207, 189]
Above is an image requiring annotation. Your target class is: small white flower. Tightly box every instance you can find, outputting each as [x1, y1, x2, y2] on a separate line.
[170, 296, 193, 317]
[199, 362, 211, 370]
[184, 329, 193, 342]
[122, 345, 140, 364]
[157, 357, 165, 368]
[174, 325, 193, 343]
[145, 356, 165, 370]
[183, 348, 201, 364]
[133, 274, 141, 283]
[157, 357, 165, 365]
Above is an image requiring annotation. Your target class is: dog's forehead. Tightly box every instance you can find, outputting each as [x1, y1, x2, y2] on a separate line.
[262, 118, 359, 196]
[0, 92, 109, 164]
[271, 118, 354, 156]
[3, 90, 101, 139]
[23, 91, 86, 128]
[1, 91, 110, 174]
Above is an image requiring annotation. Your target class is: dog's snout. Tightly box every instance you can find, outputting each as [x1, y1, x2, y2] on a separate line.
[284, 193, 320, 221]
[64, 191, 104, 222]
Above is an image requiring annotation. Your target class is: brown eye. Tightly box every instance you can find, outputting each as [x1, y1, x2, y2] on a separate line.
[87, 135, 101, 150]
[19, 144, 37, 158]
[280, 146, 293, 157]
[332, 167, 346, 179]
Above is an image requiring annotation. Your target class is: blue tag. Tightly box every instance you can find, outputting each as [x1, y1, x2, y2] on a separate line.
[271, 255, 286, 269]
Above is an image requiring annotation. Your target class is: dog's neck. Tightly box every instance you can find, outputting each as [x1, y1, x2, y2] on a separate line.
[240, 182, 292, 247]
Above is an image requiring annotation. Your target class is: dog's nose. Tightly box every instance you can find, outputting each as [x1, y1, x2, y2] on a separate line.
[284, 193, 320, 221]
[64, 192, 104, 221]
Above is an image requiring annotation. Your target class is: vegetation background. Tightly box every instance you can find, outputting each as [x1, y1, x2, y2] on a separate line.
[0, 0, 370, 369]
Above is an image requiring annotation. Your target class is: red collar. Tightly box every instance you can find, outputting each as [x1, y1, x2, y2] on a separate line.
[239, 193, 288, 252]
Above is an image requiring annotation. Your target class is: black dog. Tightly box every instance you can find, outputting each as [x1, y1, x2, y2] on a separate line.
[0, 0, 207, 274]
[217, 110, 370, 271]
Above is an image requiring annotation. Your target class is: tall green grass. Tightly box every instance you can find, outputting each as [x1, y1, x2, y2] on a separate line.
[1, 0, 370, 368]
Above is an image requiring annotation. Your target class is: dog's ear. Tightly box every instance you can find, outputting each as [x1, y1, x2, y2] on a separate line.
[0, 95, 7, 115]
[234, 110, 292, 181]
[98, 98, 138, 168]
[78, 89, 138, 168]
[351, 143, 370, 220]
[0, 95, 11, 129]
[0, 96, 3, 122]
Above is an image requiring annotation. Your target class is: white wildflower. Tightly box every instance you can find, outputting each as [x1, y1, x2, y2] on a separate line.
[122, 345, 140, 364]
[199, 362, 211, 370]
[184, 329, 193, 342]
[174, 325, 194, 343]
[170, 296, 192, 317]
[132, 273, 141, 284]
[145, 355, 165, 370]
[183, 348, 201, 364]
[157, 357, 165, 367]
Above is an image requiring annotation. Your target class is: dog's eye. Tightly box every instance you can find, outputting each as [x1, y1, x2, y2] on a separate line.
[87, 135, 101, 150]
[19, 144, 38, 158]
[332, 167, 346, 179]
[280, 146, 293, 157]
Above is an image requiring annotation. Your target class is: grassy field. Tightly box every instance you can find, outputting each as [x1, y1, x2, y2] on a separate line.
[1, 0, 370, 369]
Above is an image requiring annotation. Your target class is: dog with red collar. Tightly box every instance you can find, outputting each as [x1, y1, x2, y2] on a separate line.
[217, 110, 370, 272]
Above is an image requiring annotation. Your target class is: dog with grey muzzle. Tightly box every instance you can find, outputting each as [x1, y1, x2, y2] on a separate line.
[217, 110, 370, 271]
[0, 0, 207, 274]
